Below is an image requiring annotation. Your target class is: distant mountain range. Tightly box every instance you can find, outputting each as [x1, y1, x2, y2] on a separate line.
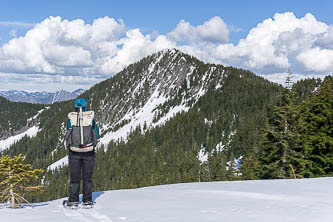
[0, 89, 85, 104]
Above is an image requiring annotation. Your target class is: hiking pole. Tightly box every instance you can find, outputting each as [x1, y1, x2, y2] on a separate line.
[79, 106, 84, 146]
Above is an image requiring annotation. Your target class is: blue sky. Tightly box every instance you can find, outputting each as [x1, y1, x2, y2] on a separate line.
[0, 0, 332, 91]
[1, 0, 332, 44]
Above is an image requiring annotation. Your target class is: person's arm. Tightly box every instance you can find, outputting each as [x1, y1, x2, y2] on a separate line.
[92, 119, 100, 139]
[67, 119, 71, 129]
[65, 119, 71, 148]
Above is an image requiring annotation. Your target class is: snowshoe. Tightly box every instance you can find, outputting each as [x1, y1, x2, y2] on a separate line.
[81, 201, 95, 209]
[63, 200, 79, 209]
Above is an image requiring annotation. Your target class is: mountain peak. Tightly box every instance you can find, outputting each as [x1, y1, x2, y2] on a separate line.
[89, 48, 227, 146]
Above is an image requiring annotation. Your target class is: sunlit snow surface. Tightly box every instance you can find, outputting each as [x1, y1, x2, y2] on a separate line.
[1, 177, 332, 222]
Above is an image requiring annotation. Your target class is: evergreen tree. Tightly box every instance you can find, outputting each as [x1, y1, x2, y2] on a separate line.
[240, 154, 259, 180]
[0, 154, 44, 208]
[258, 75, 332, 179]
[298, 76, 333, 177]
[258, 92, 301, 179]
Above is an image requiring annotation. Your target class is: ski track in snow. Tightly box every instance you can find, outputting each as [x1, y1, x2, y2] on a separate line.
[79, 208, 113, 222]
[63, 208, 95, 222]
[61, 201, 113, 222]
[63, 207, 112, 222]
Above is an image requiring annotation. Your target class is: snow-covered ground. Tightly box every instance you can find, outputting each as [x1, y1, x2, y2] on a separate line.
[1, 177, 332, 222]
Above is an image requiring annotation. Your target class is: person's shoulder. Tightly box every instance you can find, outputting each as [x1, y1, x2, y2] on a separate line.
[68, 112, 77, 118]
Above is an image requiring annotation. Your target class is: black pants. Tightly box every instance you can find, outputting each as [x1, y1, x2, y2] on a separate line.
[68, 150, 95, 203]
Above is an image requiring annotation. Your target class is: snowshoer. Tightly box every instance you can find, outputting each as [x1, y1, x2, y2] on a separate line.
[64, 98, 100, 208]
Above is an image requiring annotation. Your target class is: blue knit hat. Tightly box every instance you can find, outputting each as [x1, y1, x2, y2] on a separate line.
[74, 98, 87, 108]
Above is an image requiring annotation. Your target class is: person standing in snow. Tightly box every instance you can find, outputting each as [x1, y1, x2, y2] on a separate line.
[64, 98, 100, 207]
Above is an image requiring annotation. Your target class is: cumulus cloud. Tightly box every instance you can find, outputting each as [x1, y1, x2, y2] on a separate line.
[0, 16, 176, 77]
[296, 48, 333, 71]
[0, 13, 332, 92]
[167, 16, 229, 44]
[212, 12, 330, 73]
[0, 16, 127, 74]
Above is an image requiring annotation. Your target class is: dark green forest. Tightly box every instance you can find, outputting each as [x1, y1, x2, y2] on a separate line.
[257, 76, 332, 179]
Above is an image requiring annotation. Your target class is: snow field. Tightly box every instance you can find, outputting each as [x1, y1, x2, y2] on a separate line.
[1, 177, 332, 222]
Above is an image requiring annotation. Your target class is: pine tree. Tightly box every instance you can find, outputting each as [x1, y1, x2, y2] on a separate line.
[257, 76, 333, 179]
[240, 154, 259, 180]
[258, 92, 301, 179]
[298, 76, 333, 176]
[0, 154, 44, 208]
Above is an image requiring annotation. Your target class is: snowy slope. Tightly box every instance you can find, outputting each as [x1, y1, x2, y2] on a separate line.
[0, 108, 48, 152]
[0, 126, 39, 152]
[1, 177, 332, 222]
[47, 49, 223, 170]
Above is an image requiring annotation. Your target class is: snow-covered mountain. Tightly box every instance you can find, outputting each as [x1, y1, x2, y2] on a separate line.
[47, 48, 231, 169]
[1, 49, 239, 157]
[1, 178, 332, 222]
[89, 48, 227, 145]
[0, 89, 85, 104]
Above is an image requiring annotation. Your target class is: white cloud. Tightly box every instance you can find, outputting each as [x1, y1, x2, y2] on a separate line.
[296, 48, 333, 71]
[212, 12, 330, 73]
[259, 72, 327, 87]
[0, 16, 127, 75]
[0, 16, 175, 77]
[0, 21, 35, 27]
[168, 16, 229, 44]
[0, 72, 104, 92]
[0, 13, 332, 92]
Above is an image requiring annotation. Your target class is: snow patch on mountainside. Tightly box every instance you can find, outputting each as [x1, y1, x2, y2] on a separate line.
[47, 156, 68, 171]
[0, 108, 48, 152]
[99, 83, 189, 148]
[198, 146, 208, 163]
[27, 107, 50, 122]
[0, 126, 39, 152]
